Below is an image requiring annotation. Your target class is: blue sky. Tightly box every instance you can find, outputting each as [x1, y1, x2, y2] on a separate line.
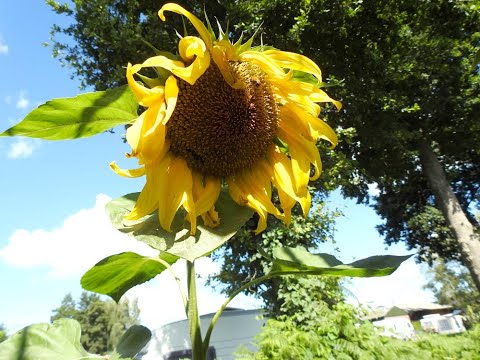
[0, 1, 433, 335]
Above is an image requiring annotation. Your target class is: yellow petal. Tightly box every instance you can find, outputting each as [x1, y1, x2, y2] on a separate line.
[277, 125, 323, 189]
[192, 172, 221, 216]
[202, 208, 220, 228]
[281, 102, 337, 146]
[264, 50, 323, 81]
[109, 162, 146, 178]
[266, 148, 310, 217]
[162, 75, 179, 125]
[227, 165, 282, 233]
[159, 3, 213, 49]
[157, 156, 196, 233]
[211, 45, 245, 89]
[126, 63, 164, 107]
[179, 36, 207, 62]
[126, 161, 166, 220]
[239, 51, 289, 80]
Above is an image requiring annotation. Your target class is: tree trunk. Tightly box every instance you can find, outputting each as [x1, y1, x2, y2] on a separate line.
[418, 140, 480, 292]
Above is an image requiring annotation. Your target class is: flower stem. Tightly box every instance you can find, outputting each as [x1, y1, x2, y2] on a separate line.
[187, 260, 204, 360]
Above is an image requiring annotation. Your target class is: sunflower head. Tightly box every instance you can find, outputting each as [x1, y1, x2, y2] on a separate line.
[111, 3, 341, 235]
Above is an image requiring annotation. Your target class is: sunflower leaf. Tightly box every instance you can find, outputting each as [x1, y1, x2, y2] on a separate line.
[266, 246, 411, 277]
[81, 252, 178, 302]
[0, 85, 137, 140]
[113, 325, 152, 359]
[0, 319, 100, 360]
[105, 191, 254, 262]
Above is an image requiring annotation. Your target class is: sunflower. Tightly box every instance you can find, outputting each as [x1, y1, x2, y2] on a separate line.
[111, 3, 341, 235]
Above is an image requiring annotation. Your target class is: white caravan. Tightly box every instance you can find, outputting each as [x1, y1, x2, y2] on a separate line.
[139, 308, 265, 360]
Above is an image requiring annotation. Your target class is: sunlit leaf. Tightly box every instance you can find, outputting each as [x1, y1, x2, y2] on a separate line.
[105, 191, 254, 262]
[0, 85, 137, 140]
[267, 246, 411, 277]
[81, 252, 178, 302]
[0, 319, 100, 360]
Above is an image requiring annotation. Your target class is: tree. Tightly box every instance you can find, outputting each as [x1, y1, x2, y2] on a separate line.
[424, 260, 480, 326]
[47, 0, 480, 290]
[226, 0, 480, 290]
[51, 291, 140, 354]
[0, 324, 6, 344]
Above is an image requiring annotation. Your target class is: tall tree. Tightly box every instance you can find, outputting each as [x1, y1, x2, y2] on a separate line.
[46, 0, 480, 289]
[227, 0, 480, 290]
[51, 291, 140, 354]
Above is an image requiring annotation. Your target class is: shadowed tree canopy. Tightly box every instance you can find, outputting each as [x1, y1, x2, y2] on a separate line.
[47, 0, 480, 290]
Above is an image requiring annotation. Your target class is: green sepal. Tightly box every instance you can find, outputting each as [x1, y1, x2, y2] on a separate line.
[81, 252, 178, 302]
[105, 190, 254, 262]
[0, 319, 100, 360]
[112, 325, 152, 359]
[0, 85, 137, 140]
[266, 246, 412, 277]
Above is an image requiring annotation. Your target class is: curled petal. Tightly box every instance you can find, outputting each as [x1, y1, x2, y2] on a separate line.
[159, 3, 213, 49]
[179, 36, 207, 62]
[126, 63, 164, 107]
[109, 162, 146, 178]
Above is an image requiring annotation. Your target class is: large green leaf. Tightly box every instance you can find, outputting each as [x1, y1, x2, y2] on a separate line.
[0, 85, 137, 140]
[81, 252, 178, 302]
[267, 246, 411, 277]
[113, 325, 151, 359]
[0, 319, 101, 360]
[106, 191, 254, 262]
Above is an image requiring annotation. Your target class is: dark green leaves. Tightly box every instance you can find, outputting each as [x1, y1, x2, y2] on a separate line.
[81, 252, 178, 302]
[105, 191, 254, 262]
[0, 319, 99, 360]
[0, 85, 137, 140]
[264, 246, 411, 277]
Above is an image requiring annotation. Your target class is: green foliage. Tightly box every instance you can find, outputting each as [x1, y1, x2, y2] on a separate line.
[210, 203, 343, 316]
[0, 85, 137, 140]
[424, 260, 480, 326]
[50, 292, 140, 354]
[237, 318, 480, 360]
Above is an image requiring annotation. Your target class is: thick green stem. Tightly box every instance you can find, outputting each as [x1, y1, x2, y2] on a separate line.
[187, 260, 204, 360]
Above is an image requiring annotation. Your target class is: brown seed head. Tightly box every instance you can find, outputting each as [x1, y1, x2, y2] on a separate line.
[167, 61, 279, 177]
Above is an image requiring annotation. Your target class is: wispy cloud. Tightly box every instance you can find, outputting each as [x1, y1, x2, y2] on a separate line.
[16, 92, 29, 109]
[7, 139, 40, 159]
[0, 36, 8, 55]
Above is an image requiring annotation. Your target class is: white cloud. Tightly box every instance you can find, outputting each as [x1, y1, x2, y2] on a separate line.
[346, 258, 434, 308]
[7, 138, 40, 159]
[16, 92, 29, 109]
[0, 194, 157, 277]
[0, 37, 8, 55]
[0, 195, 262, 330]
